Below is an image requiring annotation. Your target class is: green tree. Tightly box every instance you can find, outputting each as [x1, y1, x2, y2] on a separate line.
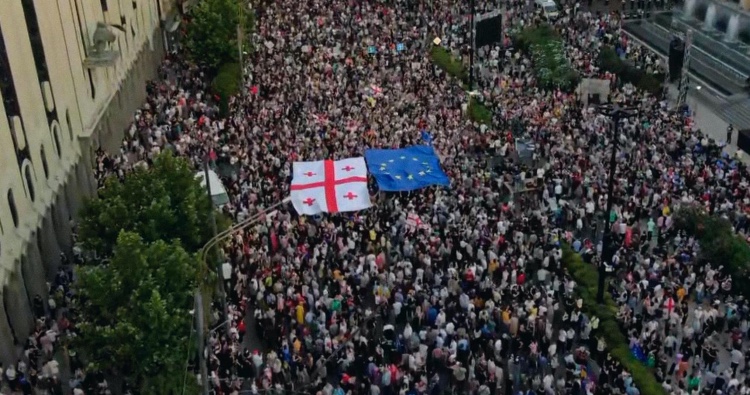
[185, 0, 254, 72]
[673, 205, 750, 296]
[78, 151, 216, 258]
[74, 232, 200, 394]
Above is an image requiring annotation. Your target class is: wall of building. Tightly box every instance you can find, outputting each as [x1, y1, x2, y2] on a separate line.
[0, 0, 171, 364]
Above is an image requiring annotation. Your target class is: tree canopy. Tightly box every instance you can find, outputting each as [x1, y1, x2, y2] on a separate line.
[673, 204, 750, 296]
[78, 151, 215, 258]
[74, 232, 200, 393]
[184, 0, 254, 72]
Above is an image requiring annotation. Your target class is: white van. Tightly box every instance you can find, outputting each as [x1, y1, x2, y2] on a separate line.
[195, 169, 230, 208]
[535, 0, 559, 19]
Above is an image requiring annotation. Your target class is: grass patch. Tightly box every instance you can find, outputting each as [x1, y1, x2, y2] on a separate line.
[428, 45, 492, 125]
[468, 97, 492, 125]
[429, 46, 467, 81]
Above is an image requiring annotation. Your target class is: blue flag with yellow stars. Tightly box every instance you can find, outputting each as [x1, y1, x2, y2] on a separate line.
[364, 145, 450, 191]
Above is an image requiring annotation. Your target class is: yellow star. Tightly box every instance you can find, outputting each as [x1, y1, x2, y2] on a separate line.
[407, 174, 414, 180]
[388, 159, 394, 163]
[412, 157, 419, 161]
[426, 169, 432, 173]
[418, 171, 426, 176]
[422, 162, 429, 165]
[381, 163, 387, 167]
[400, 156, 406, 160]
[394, 175, 402, 179]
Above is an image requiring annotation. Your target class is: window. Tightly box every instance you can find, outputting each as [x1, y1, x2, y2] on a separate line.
[72, 0, 88, 56]
[24, 165, 35, 202]
[88, 70, 96, 99]
[132, 0, 137, 9]
[8, 190, 18, 227]
[51, 122, 62, 158]
[66, 109, 73, 140]
[0, 20, 20, 118]
[40, 146, 49, 178]
[20, 0, 50, 83]
[100, 0, 108, 12]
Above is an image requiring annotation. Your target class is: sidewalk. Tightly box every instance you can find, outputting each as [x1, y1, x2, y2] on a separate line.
[667, 84, 749, 163]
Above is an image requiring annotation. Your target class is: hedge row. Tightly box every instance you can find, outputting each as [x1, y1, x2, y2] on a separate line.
[673, 205, 750, 297]
[514, 25, 580, 92]
[428, 45, 492, 125]
[211, 63, 242, 116]
[597, 46, 664, 95]
[562, 246, 667, 395]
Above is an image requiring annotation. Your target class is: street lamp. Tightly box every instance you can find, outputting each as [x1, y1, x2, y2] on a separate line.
[595, 103, 637, 304]
[468, 0, 476, 89]
[191, 161, 291, 395]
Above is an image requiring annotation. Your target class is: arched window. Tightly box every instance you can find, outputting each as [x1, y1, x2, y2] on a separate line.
[24, 165, 35, 202]
[66, 110, 73, 141]
[51, 122, 62, 158]
[40, 145, 49, 178]
[8, 189, 18, 227]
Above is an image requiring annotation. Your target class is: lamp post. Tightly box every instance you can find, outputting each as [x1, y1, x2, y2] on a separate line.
[202, 157, 227, 338]
[237, 0, 245, 96]
[189, 196, 291, 395]
[469, 0, 476, 89]
[595, 103, 637, 304]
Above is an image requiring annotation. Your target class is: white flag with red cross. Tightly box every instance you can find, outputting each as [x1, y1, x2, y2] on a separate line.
[290, 157, 371, 215]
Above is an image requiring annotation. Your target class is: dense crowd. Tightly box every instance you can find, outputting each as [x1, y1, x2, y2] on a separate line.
[8, 0, 746, 395]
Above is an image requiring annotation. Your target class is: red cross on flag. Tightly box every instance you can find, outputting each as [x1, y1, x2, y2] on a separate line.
[290, 157, 371, 215]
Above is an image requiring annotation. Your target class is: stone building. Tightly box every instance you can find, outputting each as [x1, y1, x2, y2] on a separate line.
[0, 0, 189, 364]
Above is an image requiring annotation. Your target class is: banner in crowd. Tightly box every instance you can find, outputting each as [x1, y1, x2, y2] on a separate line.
[290, 157, 371, 215]
[364, 145, 450, 191]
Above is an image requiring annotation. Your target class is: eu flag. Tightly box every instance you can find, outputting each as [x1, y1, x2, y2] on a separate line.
[365, 145, 450, 191]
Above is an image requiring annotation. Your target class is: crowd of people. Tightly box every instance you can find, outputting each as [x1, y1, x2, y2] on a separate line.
[18, 0, 749, 394]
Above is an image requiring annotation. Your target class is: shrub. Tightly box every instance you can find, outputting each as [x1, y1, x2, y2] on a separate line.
[211, 63, 242, 116]
[515, 24, 560, 52]
[428, 46, 493, 125]
[514, 25, 578, 92]
[597, 46, 625, 75]
[563, 246, 667, 395]
[673, 205, 750, 295]
[597, 46, 664, 95]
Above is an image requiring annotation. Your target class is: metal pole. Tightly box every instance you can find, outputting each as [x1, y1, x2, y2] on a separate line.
[597, 111, 620, 304]
[195, 291, 210, 395]
[203, 158, 229, 337]
[199, 197, 291, 267]
[469, 0, 476, 89]
[237, 0, 245, 95]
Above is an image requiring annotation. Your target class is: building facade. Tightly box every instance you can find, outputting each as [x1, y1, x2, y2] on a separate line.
[0, 0, 184, 364]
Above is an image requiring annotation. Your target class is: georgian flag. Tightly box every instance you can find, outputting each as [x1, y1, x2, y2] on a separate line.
[290, 157, 371, 215]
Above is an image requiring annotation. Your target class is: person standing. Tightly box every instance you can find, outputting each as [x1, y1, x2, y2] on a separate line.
[727, 124, 735, 145]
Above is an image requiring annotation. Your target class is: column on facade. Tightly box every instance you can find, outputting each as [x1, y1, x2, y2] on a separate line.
[5, 269, 34, 340]
[76, 157, 96, 200]
[64, 175, 81, 221]
[20, 250, 47, 311]
[39, 211, 62, 280]
[53, 194, 73, 255]
[0, 295, 17, 367]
